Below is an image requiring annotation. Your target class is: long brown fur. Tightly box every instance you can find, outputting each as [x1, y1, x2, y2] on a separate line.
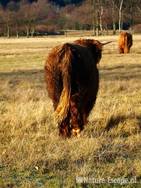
[118, 31, 133, 53]
[45, 39, 103, 138]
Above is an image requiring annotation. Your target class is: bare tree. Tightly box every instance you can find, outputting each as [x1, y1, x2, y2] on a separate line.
[19, 0, 40, 37]
[91, 0, 96, 35]
[99, 4, 104, 33]
[1, 9, 14, 37]
[0, 0, 141, 37]
[111, 0, 117, 34]
[119, 0, 124, 31]
[91, 0, 108, 36]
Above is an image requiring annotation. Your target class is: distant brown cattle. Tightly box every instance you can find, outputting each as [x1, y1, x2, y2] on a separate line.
[45, 39, 109, 138]
[118, 31, 133, 53]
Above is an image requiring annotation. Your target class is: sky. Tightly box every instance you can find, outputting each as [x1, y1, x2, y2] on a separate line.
[0, 0, 36, 7]
[0, 0, 82, 7]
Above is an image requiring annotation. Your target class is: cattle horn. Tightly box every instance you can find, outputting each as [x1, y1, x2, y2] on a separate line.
[101, 41, 113, 45]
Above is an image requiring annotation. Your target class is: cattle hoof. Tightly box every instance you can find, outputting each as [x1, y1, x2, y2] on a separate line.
[72, 128, 81, 137]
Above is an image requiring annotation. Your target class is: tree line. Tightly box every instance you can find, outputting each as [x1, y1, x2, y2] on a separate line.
[0, 0, 141, 37]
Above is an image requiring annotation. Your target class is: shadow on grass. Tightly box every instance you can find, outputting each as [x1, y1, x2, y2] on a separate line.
[105, 115, 141, 131]
[0, 63, 141, 82]
[105, 115, 126, 131]
[0, 69, 45, 89]
[0, 69, 44, 78]
[100, 63, 141, 81]
[85, 114, 141, 138]
[137, 116, 141, 128]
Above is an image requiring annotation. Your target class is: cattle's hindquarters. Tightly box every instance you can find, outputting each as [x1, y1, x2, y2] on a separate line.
[45, 39, 102, 138]
[118, 32, 133, 54]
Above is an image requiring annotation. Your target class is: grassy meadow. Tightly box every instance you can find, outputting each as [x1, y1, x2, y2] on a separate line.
[0, 35, 141, 188]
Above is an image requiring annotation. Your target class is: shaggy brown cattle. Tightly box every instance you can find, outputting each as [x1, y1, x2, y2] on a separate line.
[45, 39, 108, 138]
[118, 31, 133, 53]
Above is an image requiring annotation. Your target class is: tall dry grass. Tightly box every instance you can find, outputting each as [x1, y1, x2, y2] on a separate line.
[0, 35, 141, 187]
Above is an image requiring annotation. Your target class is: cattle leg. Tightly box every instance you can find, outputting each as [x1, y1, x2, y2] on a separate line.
[124, 47, 129, 53]
[82, 112, 88, 125]
[70, 94, 83, 137]
[119, 47, 124, 53]
[59, 113, 71, 138]
[82, 97, 97, 126]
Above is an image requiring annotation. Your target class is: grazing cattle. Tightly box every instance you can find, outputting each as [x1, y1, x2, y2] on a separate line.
[45, 39, 108, 138]
[118, 31, 133, 53]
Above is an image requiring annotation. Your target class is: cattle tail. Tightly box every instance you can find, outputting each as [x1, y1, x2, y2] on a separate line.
[45, 44, 74, 137]
[53, 44, 72, 134]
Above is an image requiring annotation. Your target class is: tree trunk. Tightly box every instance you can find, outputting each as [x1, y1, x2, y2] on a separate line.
[92, 0, 96, 35]
[6, 24, 10, 38]
[96, 10, 99, 36]
[26, 26, 30, 37]
[31, 26, 35, 37]
[16, 24, 19, 38]
[112, 0, 116, 35]
[99, 5, 103, 35]
[129, 4, 134, 31]
[119, 0, 124, 32]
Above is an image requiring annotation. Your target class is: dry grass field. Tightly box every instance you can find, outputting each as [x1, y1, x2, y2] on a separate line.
[0, 35, 141, 188]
